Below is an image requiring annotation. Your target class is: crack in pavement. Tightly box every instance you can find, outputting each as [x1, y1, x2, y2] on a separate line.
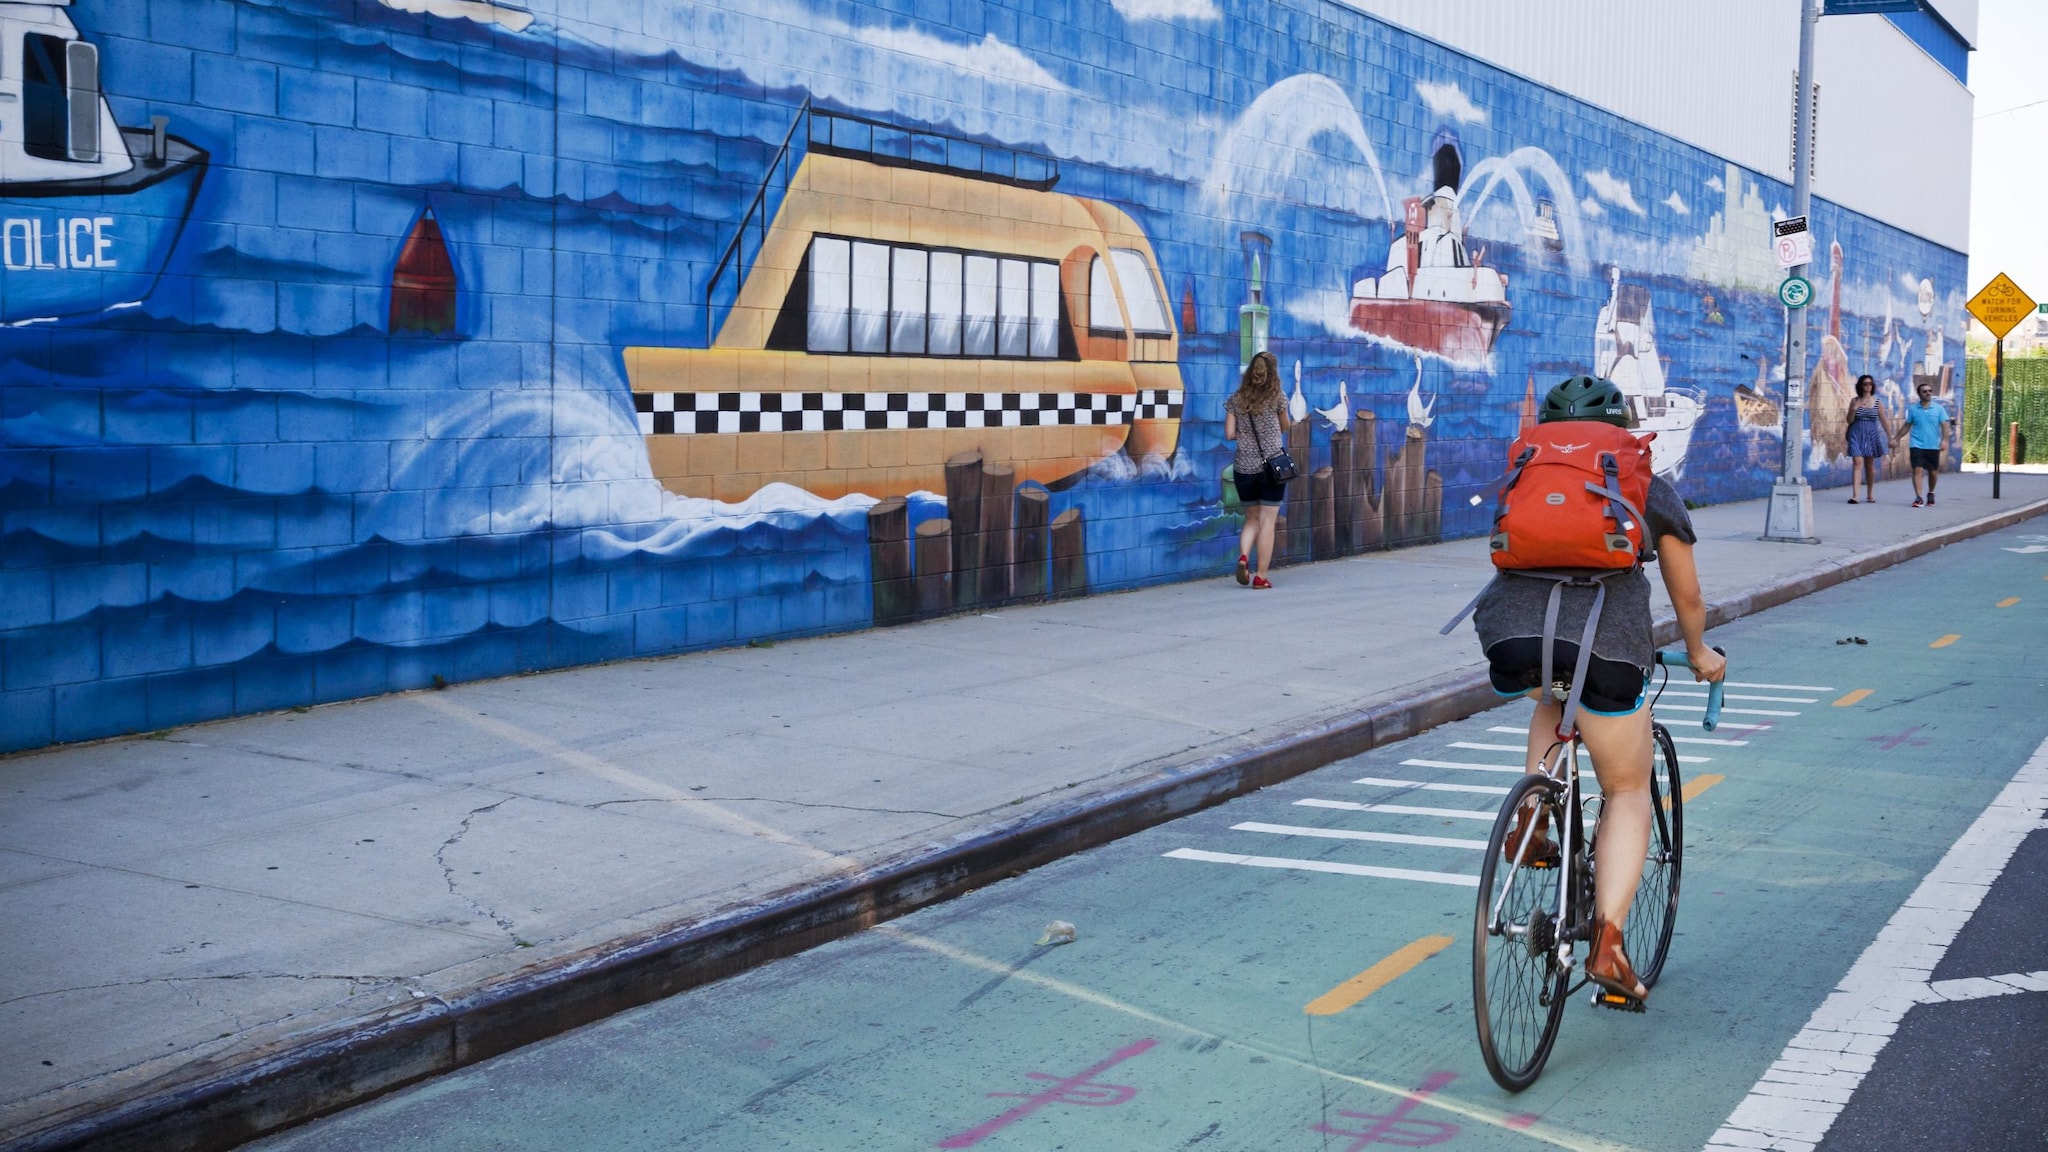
[1, 972, 408, 1007]
[434, 798, 520, 940]
[585, 796, 960, 819]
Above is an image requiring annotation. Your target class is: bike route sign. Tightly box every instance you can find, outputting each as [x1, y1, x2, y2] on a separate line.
[1968, 273, 2037, 339]
[1779, 275, 1814, 310]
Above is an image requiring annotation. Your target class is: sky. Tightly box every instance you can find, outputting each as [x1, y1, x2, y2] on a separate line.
[1966, 0, 2048, 302]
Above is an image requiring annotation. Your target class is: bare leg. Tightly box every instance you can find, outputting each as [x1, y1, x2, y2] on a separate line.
[1912, 466, 1927, 501]
[1865, 458, 1877, 501]
[1523, 693, 1570, 773]
[1253, 506, 1278, 578]
[1237, 500, 1258, 563]
[1575, 708, 1655, 928]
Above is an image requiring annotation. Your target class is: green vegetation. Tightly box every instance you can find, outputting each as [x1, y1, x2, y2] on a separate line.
[1962, 356, 2048, 464]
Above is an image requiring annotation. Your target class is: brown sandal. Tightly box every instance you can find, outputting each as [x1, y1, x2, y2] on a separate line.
[1587, 918, 1647, 1002]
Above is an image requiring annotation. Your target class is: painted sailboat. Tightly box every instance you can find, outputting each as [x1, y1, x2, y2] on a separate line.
[1594, 267, 1700, 477]
[625, 107, 1184, 502]
[0, 0, 207, 324]
[1347, 135, 1509, 361]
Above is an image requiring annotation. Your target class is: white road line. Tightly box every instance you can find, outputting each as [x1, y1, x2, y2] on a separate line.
[1353, 776, 1512, 795]
[1162, 847, 1478, 888]
[1926, 970, 2048, 1001]
[1703, 733, 2048, 1152]
[1661, 689, 1817, 704]
[1726, 680, 1835, 692]
[1295, 799, 1496, 821]
[1231, 821, 1488, 851]
[1493, 718, 1773, 732]
[1399, 758, 1526, 774]
[1668, 735, 1750, 747]
[1656, 703, 1800, 717]
[1449, 741, 1528, 753]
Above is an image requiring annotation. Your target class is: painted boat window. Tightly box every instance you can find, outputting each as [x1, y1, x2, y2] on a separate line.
[891, 248, 928, 353]
[1029, 263, 1059, 358]
[1111, 248, 1171, 336]
[963, 255, 998, 357]
[997, 258, 1030, 358]
[808, 237, 852, 352]
[800, 236, 1061, 359]
[1088, 256, 1124, 334]
[928, 251, 963, 355]
[850, 241, 890, 353]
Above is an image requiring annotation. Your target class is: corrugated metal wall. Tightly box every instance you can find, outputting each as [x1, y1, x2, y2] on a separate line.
[1338, 0, 1972, 253]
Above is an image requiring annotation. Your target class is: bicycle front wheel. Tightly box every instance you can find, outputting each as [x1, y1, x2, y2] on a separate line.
[1625, 722, 1684, 988]
[1473, 773, 1571, 1092]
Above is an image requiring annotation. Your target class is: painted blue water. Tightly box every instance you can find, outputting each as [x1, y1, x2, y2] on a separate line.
[0, 0, 1967, 750]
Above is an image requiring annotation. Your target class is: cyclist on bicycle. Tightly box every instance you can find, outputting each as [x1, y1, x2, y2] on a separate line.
[1464, 375, 1725, 1003]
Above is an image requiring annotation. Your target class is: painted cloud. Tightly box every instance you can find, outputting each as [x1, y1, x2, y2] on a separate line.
[1111, 0, 1222, 22]
[1416, 80, 1487, 125]
[1663, 191, 1690, 215]
[857, 27, 1073, 92]
[1583, 169, 1645, 215]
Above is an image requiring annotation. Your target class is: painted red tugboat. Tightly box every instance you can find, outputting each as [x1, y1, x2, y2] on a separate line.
[1348, 135, 1509, 361]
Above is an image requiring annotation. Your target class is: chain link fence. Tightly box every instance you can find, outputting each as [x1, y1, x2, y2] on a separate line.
[1963, 356, 2048, 465]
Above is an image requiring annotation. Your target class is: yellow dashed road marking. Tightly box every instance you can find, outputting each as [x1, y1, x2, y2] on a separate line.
[1679, 774, 1725, 804]
[1834, 688, 1873, 707]
[1998, 597, 2021, 608]
[1930, 634, 1961, 649]
[1305, 935, 1454, 1016]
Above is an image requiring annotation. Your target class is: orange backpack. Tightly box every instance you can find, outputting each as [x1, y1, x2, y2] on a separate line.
[1489, 423, 1656, 570]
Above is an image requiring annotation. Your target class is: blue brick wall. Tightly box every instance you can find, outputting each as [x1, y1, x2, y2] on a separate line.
[0, 0, 1967, 753]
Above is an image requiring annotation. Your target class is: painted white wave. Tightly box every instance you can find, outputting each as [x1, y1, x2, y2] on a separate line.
[378, 0, 533, 32]
[1416, 80, 1487, 125]
[1204, 73, 1394, 224]
[1462, 146, 1588, 272]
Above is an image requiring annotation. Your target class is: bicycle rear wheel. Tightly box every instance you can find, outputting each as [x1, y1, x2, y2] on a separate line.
[1625, 722, 1683, 988]
[1473, 773, 1571, 1092]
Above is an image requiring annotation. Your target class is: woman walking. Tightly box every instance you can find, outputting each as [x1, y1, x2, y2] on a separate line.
[1224, 350, 1291, 588]
[1844, 374, 1892, 503]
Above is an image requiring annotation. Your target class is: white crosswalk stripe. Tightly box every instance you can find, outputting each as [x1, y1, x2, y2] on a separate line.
[1162, 847, 1478, 887]
[1655, 703, 1798, 717]
[1231, 822, 1489, 850]
[1398, 758, 1526, 774]
[1353, 776, 1512, 795]
[1725, 680, 1833, 692]
[1661, 689, 1816, 703]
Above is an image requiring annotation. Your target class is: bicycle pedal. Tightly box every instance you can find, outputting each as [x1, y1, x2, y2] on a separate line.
[1591, 990, 1646, 1013]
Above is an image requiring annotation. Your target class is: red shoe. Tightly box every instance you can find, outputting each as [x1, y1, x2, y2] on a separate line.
[1250, 575, 1273, 589]
[1912, 498, 1925, 508]
[1235, 554, 1250, 585]
[1587, 918, 1648, 1002]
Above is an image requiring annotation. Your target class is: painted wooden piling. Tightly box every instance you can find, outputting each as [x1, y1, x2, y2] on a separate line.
[1351, 410, 1384, 552]
[980, 463, 1016, 605]
[1015, 484, 1050, 600]
[945, 450, 984, 609]
[1422, 470, 1444, 543]
[915, 519, 952, 618]
[1329, 429, 1356, 555]
[1311, 467, 1337, 560]
[1284, 416, 1311, 561]
[1050, 507, 1086, 597]
[866, 496, 913, 625]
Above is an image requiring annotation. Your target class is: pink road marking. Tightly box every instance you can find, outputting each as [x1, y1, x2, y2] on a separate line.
[1504, 1112, 1543, 1129]
[1311, 1070, 1461, 1149]
[936, 1037, 1158, 1148]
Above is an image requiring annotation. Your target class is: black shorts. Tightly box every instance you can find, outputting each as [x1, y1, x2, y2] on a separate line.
[1486, 638, 1649, 715]
[1232, 467, 1287, 507]
[1909, 447, 1942, 473]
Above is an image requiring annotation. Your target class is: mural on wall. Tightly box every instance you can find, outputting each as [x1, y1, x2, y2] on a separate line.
[0, 0, 1968, 752]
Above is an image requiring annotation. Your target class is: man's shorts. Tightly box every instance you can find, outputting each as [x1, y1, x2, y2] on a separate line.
[1486, 638, 1649, 716]
[1910, 447, 1942, 473]
[1232, 467, 1288, 507]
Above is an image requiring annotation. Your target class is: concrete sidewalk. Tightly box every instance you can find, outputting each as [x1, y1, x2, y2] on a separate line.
[6, 472, 2047, 1152]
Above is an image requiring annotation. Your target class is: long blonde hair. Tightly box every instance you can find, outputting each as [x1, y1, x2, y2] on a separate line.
[1233, 351, 1285, 422]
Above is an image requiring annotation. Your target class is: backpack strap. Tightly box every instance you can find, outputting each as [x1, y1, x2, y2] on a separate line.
[1542, 573, 1609, 739]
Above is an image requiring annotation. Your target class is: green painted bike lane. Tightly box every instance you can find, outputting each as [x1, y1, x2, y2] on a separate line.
[250, 527, 2048, 1152]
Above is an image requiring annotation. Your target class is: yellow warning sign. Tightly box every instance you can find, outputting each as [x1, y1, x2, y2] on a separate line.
[1968, 273, 2038, 340]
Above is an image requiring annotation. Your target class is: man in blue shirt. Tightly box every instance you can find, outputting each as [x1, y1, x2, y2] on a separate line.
[1899, 381, 1955, 507]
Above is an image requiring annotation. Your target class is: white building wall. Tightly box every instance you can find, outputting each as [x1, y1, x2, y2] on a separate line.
[1339, 0, 1972, 253]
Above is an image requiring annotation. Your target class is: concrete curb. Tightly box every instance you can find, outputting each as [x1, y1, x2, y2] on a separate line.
[12, 496, 2047, 1152]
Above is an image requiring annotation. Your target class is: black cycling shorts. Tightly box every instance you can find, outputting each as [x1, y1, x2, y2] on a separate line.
[1486, 638, 1649, 716]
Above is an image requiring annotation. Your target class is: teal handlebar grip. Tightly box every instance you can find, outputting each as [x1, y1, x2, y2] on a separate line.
[1657, 647, 1726, 732]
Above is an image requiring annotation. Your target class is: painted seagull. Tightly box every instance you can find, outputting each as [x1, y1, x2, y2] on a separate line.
[1314, 379, 1351, 432]
[1406, 356, 1435, 428]
[1289, 360, 1309, 423]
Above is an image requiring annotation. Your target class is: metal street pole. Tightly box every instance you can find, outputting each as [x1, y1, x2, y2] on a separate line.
[1993, 337, 2004, 499]
[1765, 0, 1819, 542]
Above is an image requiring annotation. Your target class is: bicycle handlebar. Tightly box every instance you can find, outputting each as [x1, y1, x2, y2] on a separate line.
[1655, 647, 1727, 731]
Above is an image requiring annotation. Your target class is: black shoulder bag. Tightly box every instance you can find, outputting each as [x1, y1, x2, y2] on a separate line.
[1245, 402, 1297, 484]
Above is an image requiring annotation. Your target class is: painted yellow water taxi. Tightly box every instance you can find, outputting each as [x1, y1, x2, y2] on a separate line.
[627, 108, 1184, 502]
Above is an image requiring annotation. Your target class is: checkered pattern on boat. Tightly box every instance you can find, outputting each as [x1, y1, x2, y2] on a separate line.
[632, 389, 1184, 434]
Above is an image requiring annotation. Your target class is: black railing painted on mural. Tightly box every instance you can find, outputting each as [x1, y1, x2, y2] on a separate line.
[807, 108, 1060, 191]
[705, 99, 813, 345]
[704, 103, 1062, 343]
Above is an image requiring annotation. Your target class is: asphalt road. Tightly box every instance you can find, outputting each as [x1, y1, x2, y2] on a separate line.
[248, 525, 2048, 1152]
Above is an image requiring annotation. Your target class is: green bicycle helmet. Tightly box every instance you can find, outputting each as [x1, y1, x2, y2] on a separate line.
[1538, 375, 1631, 428]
